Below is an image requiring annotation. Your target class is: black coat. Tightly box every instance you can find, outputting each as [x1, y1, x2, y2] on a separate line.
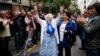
[13, 15, 26, 31]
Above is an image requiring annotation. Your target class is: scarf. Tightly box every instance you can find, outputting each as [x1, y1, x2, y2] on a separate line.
[46, 22, 55, 36]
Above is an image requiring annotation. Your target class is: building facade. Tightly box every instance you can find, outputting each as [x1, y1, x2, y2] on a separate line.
[77, 0, 100, 14]
[77, 0, 85, 14]
[0, 0, 31, 14]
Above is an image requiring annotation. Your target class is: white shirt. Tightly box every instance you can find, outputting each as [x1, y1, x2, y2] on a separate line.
[32, 17, 36, 30]
[59, 23, 66, 41]
[0, 18, 11, 37]
[25, 16, 32, 31]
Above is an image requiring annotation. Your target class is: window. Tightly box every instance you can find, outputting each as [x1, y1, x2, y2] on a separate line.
[0, 0, 12, 2]
[13, 0, 21, 4]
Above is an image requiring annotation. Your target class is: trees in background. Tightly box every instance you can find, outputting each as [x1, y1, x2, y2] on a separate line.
[69, 2, 81, 15]
[31, 0, 71, 14]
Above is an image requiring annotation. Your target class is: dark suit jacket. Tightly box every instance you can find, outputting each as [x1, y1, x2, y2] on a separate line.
[84, 15, 100, 49]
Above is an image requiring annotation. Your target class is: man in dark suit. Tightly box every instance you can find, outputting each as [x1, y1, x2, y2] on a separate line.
[83, 2, 100, 56]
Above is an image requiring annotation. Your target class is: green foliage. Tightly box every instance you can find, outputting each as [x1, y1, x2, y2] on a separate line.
[50, 4, 58, 14]
[32, 0, 71, 9]
[32, 0, 41, 2]
[54, 0, 71, 8]
[41, 3, 58, 14]
[32, 0, 71, 13]
[44, 0, 54, 3]
[68, 3, 81, 14]
[41, 4, 49, 13]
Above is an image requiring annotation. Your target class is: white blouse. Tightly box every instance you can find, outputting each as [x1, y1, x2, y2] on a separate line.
[59, 23, 66, 41]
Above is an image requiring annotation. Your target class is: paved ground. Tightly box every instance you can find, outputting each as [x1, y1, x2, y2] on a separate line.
[30, 36, 86, 56]
[8, 36, 86, 56]
[9, 37, 39, 56]
[71, 36, 86, 56]
[9, 37, 24, 56]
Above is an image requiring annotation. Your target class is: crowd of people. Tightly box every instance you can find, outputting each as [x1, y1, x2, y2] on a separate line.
[0, 9, 41, 56]
[0, 2, 100, 56]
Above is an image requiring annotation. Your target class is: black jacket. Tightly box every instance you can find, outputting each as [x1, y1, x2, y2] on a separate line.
[84, 15, 100, 49]
[14, 15, 26, 31]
